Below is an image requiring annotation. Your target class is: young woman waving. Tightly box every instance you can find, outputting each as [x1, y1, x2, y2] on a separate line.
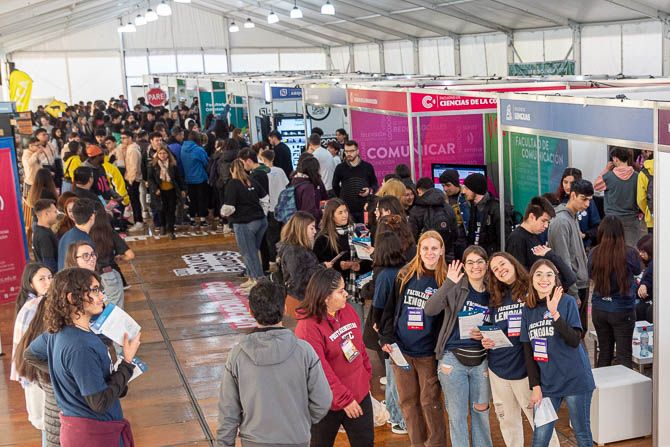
[521, 259, 595, 447]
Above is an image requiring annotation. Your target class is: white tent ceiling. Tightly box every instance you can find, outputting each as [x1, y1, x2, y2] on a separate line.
[1, 0, 669, 54]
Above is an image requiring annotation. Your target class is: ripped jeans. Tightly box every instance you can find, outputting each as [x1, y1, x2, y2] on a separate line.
[437, 350, 493, 447]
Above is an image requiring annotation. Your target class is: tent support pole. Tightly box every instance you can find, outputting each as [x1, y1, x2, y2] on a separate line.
[571, 23, 582, 74]
[662, 21, 670, 76]
[378, 41, 386, 75]
[407, 92, 416, 182]
[454, 37, 462, 76]
[497, 99, 505, 251]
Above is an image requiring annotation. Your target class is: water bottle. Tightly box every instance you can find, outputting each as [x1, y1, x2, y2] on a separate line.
[640, 326, 650, 357]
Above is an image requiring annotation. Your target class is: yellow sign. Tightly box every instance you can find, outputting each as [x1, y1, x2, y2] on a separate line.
[45, 99, 67, 118]
[9, 70, 33, 112]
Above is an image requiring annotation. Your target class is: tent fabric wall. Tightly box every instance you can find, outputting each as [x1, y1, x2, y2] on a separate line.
[460, 34, 507, 76]
[354, 43, 381, 73]
[384, 40, 415, 74]
[419, 37, 456, 76]
[331, 46, 351, 72]
[513, 28, 573, 63]
[279, 49, 327, 71]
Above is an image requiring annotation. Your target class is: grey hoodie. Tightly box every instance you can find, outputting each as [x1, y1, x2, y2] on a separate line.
[216, 327, 332, 447]
[548, 204, 589, 293]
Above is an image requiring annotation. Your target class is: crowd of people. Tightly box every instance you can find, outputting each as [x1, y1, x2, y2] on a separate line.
[10, 94, 656, 447]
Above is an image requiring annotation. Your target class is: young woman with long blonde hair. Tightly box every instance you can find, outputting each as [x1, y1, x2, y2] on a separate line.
[379, 230, 448, 447]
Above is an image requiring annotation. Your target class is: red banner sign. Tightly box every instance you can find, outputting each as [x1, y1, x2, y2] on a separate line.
[0, 145, 28, 302]
[147, 88, 168, 107]
[347, 88, 407, 113]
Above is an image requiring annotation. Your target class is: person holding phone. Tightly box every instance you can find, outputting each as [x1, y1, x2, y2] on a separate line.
[424, 245, 493, 447]
[521, 259, 595, 447]
[26, 268, 142, 446]
[313, 199, 372, 321]
[485, 253, 559, 447]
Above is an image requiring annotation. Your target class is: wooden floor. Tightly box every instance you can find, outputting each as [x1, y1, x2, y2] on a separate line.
[0, 231, 653, 446]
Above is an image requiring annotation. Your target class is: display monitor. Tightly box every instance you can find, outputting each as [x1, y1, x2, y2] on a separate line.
[275, 114, 311, 168]
[432, 163, 487, 191]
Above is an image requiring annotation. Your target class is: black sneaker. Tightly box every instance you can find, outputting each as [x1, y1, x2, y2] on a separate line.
[169, 233, 176, 240]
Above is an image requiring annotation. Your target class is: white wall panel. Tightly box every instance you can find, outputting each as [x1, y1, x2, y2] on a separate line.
[384, 40, 414, 74]
[125, 54, 149, 76]
[485, 34, 508, 76]
[280, 49, 326, 71]
[544, 28, 573, 61]
[231, 51, 279, 72]
[419, 38, 455, 75]
[514, 30, 543, 63]
[582, 24, 622, 75]
[11, 54, 69, 102]
[176, 53, 204, 72]
[331, 46, 351, 72]
[204, 52, 228, 73]
[148, 52, 177, 73]
[229, 27, 311, 48]
[353, 43, 380, 73]
[67, 54, 123, 102]
[460, 35, 487, 76]
[622, 21, 662, 76]
[18, 22, 120, 52]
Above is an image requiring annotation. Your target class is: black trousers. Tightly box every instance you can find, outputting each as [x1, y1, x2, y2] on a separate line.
[187, 182, 209, 218]
[159, 188, 177, 233]
[592, 308, 635, 368]
[578, 287, 589, 339]
[311, 394, 374, 447]
[265, 213, 282, 263]
[128, 181, 143, 223]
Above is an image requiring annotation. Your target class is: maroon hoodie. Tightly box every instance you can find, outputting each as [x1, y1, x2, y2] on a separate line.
[295, 303, 371, 411]
[291, 175, 328, 223]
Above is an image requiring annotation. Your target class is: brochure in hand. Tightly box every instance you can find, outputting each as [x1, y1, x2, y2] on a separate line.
[90, 303, 141, 346]
[113, 356, 148, 382]
[478, 325, 513, 349]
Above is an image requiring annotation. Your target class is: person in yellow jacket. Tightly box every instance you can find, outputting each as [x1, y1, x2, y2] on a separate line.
[82, 145, 129, 207]
[637, 155, 654, 232]
[62, 141, 83, 193]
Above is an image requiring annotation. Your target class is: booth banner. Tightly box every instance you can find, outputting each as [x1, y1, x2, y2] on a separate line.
[271, 87, 302, 101]
[0, 140, 28, 302]
[351, 111, 411, 181]
[658, 109, 670, 146]
[9, 70, 32, 112]
[508, 60, 575, 76]
[415, 115, 484, 178]
[304, 87, 347, 105]
[351, 111, 484, 183]
[500, 99, 654, 143]
[347, 88, 407, 113]
[199, 90, 228, 120]
[506, 133, 568, 208]
[411, 93, 497, 113]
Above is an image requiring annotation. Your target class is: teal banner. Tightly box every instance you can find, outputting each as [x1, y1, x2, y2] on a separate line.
[199, 90, 228, 121]
[508, 60, 575, 76]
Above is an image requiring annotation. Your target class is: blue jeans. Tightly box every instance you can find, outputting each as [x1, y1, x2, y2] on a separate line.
[437, 351, 493, 447]
[101, 269, 124, 309]
[233, 217, 268, 279]
[384, 359, 406, 429]
[532, 391, 593, 447]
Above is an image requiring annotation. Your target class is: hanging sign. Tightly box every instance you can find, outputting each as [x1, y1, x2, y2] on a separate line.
[0, 137, 28, 303]
[411, 93, 497, 113]
[146, 88, 168, 107]
[347, 88, 407, 113]
[658, 109, 670, 146]
[304, 86, 346, 105]
[271, 87, 302, 101]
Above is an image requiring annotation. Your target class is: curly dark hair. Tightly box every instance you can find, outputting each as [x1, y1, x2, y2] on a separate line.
[44, 268, 101, 333]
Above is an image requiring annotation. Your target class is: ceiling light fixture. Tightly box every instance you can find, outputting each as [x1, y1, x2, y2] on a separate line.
[125, 21, 137, 32]
[229, 21, 239, 32]
[145, 7, 158, 21]
[267, 9, 279, 24]
[244, 18, 255, 28]
[135, 13, 147, 25]
[174, 0, 191, 3]
[321, 0, 335, 15]
[156, 0, 172, 16]
[290, 1, 303, 19]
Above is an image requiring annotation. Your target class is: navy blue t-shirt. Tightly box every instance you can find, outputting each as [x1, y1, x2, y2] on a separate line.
[520, 295, 595, 398]
[487, 292, 526, 380]
[28, 326, 124, 421]
[372, 267, 401, 310]
[445, 285, 490, 351]
[589, 246, 641, 313]
[395, 273, 441, 357]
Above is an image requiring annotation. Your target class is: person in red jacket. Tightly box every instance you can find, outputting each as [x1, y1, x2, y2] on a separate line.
[295, 268, 373, 447]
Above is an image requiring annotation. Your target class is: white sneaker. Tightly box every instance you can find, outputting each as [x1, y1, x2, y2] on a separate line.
[129, 222, 145, 232]
[240, 278, 256, 289]
[380, 376, 387, 386]
[391, 424, 408, 435]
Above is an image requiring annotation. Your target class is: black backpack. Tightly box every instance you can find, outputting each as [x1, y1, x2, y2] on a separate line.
[641, 166, 653, 216]
[483, 199, 520, 241]
[423, 204, 457, 259]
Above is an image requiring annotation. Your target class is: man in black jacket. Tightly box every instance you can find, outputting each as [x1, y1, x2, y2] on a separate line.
[408, 177, 458, 261]
[463, 173, 503, 255]
[268, 130, 293, 178]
